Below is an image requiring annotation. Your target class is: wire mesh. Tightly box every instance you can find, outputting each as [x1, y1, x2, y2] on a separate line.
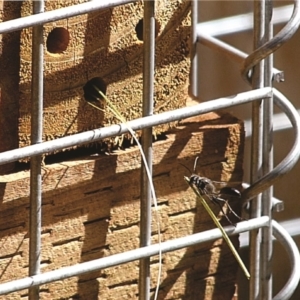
[0, 1, 299, 299]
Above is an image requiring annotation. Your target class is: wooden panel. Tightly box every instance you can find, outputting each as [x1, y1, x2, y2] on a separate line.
[0, 112, 244, 299]
[18, 0, 191, 149]
[0, 1, 22, 174]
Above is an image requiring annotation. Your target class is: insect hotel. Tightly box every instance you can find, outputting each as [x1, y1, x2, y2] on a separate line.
[2, 0, 298, 299]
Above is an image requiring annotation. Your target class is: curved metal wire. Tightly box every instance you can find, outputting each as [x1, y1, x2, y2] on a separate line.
[242, 88, 300, 205]
[242, 0, 300, 82]
[197, 4, 300, 296]
[0, 2, 298, 299]
[272, 220, 300, 300]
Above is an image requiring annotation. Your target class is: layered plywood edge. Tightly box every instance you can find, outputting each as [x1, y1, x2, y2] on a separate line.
[19, 0, 191, 150]
[0, 112, 245, 300]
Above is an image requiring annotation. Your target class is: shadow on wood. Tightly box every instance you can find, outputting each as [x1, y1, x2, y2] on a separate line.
[0, 112, 244, 299]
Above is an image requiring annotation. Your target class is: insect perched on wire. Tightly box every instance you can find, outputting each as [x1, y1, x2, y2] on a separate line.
[181, 157, 243, 226]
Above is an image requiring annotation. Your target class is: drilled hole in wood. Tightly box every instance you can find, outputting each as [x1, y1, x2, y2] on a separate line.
[83, 77, 107, 103]
[135, 18, 160, 41]
[46, 27, 70, 54]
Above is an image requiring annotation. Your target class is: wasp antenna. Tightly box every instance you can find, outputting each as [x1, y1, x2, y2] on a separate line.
[179, 162, 192, 174]
[193, 156, 200, 173]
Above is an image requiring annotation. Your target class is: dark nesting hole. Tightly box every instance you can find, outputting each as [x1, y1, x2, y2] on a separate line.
[83, 77, 107, 103]
[46, 27, 70, 54]
[135, 18, 160, 41]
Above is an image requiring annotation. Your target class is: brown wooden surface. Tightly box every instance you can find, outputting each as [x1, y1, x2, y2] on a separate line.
[0, 112, 244, 299]
[18, 0, 191, 149]
[0, 1, 22, 174]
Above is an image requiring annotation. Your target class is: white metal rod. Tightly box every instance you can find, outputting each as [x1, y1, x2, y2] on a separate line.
[197, 5, 293, 37]
[261, 1, 274, 298]
[139, 1, 155, 299]
[249, 1, 265, 298]
[29, 1, 44, 299]
[272, 220, 300, 300]
[242, 88, 300, 203]
[197, 33, 283, 82]
[0, 217, 270, 295]
[0, 0, 137, 34]
[0, 88, 272, 166]
[242, 0, 300, 82]
[190, 0, 198, 98]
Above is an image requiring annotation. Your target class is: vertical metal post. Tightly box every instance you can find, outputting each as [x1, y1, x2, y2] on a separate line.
[190, 0, 198, 98]
[29, 1, 44, 299]
[261, 0, 273, 299]
[139, 1, 155, 299]
[249, 0, 265, 299]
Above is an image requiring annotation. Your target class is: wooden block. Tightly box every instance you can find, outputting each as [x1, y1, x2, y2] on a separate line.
[18, 0, 191, 150]
[0, 112, 244, 299]
[0, 1, 21, 174]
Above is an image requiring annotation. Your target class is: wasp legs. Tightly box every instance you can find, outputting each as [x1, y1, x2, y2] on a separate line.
[211, 196, 243, 227]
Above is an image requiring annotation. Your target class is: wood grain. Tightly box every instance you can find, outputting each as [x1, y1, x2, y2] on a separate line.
[0, 112, 244, 299]
[18, 0, 191, 150]
[0, 1, 22, 173]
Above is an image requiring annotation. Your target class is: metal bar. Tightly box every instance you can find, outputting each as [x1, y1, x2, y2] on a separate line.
[197, 33, 284, 82]
[244, 110, 300, 137]
[249, 1, 265, 299]
[0, 217, 270, 296]
[0, 2, 299, 299]
[139, 1, 155, 299]
[198, 32, 245, 65]
[242, 183, 283, 213]
[272, 220, 300, 300]
[240, 217, 300, 247]
[0, 88, 272, 166]
[242, 88, 300, 203]
[0, 3, 293, 36]
[200, 6, 300, 206]
[0, 0, 137, 34]
[197, 1, 300, 85]
[197, 5, 293, 37]
[240, 220, 300, 299]
[261, 1, 273, 298]
[29, 1, 44, 299]
[242, 0, 300, 82]
[190, 0, 198, 98]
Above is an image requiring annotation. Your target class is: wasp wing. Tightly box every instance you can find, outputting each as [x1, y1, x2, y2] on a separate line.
[209, 180, 242, 199]
[205, 180, 242, 225]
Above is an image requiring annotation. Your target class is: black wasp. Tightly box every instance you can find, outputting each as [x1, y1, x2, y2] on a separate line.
[181, 157, 243, 226]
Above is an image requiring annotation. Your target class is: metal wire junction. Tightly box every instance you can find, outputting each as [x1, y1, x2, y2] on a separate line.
[0, 1, 299, 299]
